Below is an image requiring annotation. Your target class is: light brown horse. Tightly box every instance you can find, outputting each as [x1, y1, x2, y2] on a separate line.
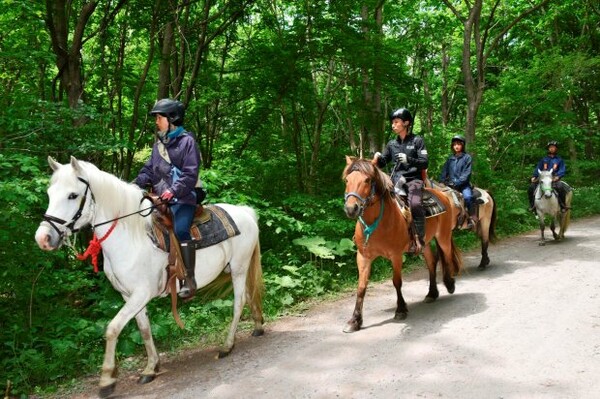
[430, 181, 497, 269]
[342, 157, 462, 333]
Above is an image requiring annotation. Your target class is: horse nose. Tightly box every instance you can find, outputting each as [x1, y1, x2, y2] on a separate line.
[344, 203, 360, 219]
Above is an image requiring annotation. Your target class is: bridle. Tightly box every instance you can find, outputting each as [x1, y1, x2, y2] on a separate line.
[344, 173, 384, 246]
[42, 176, 157, 242]
[344, 179, 376, 217]
[42, 177, 94, 241]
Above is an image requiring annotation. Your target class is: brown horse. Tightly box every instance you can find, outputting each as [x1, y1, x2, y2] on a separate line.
[430, 181, 497, 269]
[342, 156, 462, 333]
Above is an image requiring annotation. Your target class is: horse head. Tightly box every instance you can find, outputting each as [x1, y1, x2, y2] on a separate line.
[35, 156, 96, 250]
[342, 156, 393, 219]
[538, 169, 555, 199]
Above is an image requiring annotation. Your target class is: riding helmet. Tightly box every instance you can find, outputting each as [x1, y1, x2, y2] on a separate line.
[451, 135, 466, 146]
[389, 108, 413, 124]
[547, 140, 558, 149]
[149, 99, 185, 126]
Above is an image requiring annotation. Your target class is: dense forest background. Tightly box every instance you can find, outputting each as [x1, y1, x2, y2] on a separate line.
[1, 0, 599, 395]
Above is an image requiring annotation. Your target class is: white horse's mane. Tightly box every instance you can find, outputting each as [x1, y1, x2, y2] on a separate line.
[69, 160, 151, 241]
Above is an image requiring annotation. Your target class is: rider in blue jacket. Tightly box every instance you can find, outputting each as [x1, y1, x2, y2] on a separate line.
[134, 99, 202, 299]
[440, 135, 477, 229]
[527, 141, 568, 213]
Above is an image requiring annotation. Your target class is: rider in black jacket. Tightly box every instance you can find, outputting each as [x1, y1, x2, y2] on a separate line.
[375, 108, 428, 253]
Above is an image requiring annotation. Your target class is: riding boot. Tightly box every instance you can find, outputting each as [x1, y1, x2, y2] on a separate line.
[557, 189, 569, 213]
[467, 202, 478, 230]
[409, 216, 426, 254]
[178, 241, 197, 300]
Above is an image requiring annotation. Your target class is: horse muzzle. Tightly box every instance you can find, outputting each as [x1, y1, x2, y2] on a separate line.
[35, 223, 64, 250]
[344, 202, 363, 219]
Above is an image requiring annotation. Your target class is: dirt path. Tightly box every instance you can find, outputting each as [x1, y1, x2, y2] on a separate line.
[71, 216, 600, 399]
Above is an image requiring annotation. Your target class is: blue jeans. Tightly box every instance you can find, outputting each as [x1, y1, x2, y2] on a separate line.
[170, 203, 195, 242]
[461, 186, 473, 209]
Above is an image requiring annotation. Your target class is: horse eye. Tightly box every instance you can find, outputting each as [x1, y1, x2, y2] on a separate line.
[68, 193, 78, 200]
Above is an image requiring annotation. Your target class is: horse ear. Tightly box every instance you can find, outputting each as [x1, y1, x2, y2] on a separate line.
[345, 155, 355, 165]
[70, 156, 82, 173]
[48, 156, 61, 171]
[538, 169, 543, 175]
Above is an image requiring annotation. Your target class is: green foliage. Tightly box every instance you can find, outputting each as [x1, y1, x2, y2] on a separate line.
[1, 0, 599, 396]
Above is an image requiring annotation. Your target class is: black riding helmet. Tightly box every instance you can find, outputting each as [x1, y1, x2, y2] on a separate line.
[451, 135, 466, 149]
[149, 99, 185, 126]
[389, 108, 413, 124]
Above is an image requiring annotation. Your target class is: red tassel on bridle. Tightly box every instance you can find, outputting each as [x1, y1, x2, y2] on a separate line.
[76, 220, 118, 273]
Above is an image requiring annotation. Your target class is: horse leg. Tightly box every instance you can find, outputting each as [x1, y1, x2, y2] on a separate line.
[538, 217, 546, 246]
[423, 245, 439, 303]
[135, 308, 160, 384]
[99, 294, 151, 398]
[344, 253, 371, 333]
[219, 273, 247, 358]
[551, 217, 559, 240]
[391, 255, 408, 320]
[476, 212, 490, 269]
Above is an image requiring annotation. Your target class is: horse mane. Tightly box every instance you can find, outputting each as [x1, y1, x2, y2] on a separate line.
[75, 161, 151, 241]
[342, 157, 394, 199]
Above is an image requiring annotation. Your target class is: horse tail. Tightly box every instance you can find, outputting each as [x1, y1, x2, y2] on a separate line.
[449, 237, 463, 276]
[488, 192, 498, 243]
[437, 236, 463, 277]
[246, 240, 265, 327]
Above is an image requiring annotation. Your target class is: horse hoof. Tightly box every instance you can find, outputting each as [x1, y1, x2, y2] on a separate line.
[99, 383, 116, 398]
[445, 280, 455, 294]
[477, 264, 486, 271]
[394, 311, 408, 321]
[138, 374, 156, 385]
[343, 322, 361, 333]
[218, 348, 232, 359]
[424, 296, 436, 303]
[252, 328, 265, 337]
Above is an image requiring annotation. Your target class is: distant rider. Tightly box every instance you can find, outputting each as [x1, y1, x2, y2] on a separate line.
[527, 140, 568, 213]
[440, 135, 477, 230]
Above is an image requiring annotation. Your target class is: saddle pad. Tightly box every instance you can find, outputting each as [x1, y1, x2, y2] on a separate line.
[423, 190, 446, 218]
[189, 205, 240, 249]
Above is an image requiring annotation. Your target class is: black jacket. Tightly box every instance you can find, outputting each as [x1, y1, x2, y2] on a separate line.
[377, 134, 428, 184]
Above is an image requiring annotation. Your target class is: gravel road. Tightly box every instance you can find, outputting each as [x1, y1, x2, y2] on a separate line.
[70, 216, 600, 399]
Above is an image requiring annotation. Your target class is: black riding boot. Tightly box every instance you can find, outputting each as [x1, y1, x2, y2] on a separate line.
[178, 241, 197, 300]
[467, 202, 478, 230]
[410, 216, 426, 254]
[556, 187, 569, 213]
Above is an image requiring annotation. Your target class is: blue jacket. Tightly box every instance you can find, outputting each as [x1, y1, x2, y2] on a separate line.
[377, 134, 428, 184]
[532, 154, 565, 178]
[440, 152, 472, 190]
[134, 129, 201, 206]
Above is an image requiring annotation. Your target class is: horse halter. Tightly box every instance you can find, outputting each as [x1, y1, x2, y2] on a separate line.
[42, 177, 94, 240]
[344, 180, 376, 216]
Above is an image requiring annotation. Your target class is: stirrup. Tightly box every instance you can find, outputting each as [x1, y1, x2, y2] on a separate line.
[178, 279, 197, 300]
[408, 237, 424, 255]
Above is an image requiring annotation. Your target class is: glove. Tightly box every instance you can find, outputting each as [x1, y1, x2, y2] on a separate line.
[373, 151, 382, 161]
[396, 153, 408, 164]
[160, 190, 174, 202]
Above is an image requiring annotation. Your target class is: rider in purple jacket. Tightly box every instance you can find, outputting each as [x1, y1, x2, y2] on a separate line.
[134, 99, 201, 299]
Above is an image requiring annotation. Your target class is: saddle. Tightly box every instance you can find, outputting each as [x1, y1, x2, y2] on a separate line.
[145, 194, 240, 276]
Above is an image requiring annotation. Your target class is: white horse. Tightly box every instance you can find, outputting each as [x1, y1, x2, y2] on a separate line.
[534, 169, 572, 245]
[34, 156, 264, 398]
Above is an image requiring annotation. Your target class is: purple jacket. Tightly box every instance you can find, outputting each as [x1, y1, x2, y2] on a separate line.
[134, 131, 201, 206]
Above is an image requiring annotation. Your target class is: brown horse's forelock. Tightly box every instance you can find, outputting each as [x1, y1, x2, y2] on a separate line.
[344, 159, 393, 199]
